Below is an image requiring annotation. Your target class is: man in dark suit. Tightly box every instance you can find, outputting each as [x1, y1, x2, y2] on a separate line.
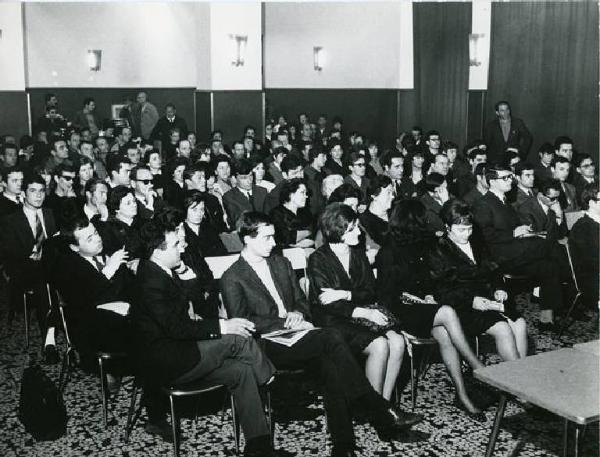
[130, 165, 164, 220]
[221, 212, 423, 457]
[132, 217, 278, 455]
[303, 147, 327, 217]
[150, 103, 188, 147]
[551, 156, 579, 212]
[420, 173, 449, 236]
[381, 150, 413, 201]
[517, 179, 567, 242]
[223, 159, 267, 228]
[533, 142, 554, 187]
[509, 162, 536, 211]
[0, 173, 59, 360]
[264, 155, 305, 214]
[473, 166, 565, 329]
[456, 148, 488, 198]
[0, 166, 23, 218]
[483, 101, 532, 165]
[569, 184, 599, 308]
[573, 153, 596, 207]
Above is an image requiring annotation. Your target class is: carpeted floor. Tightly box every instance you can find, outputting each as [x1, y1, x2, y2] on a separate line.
[0, 289, 598, 457]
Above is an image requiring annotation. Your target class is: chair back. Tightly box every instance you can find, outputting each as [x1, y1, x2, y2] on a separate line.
[205, 254, 240, 279]
[565, 210, 584, 230]
[282, 247, 310, 296]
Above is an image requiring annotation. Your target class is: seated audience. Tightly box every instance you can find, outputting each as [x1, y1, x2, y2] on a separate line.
[569, 184, 599, 309]
[264, 155, 305, 213]
[308, 203, 406, 401]
[132, 216, 277, 455]
[509, 161, 536, 211]
[106, 155, 133, 190]
[429, 200, 528, 361]
[359, 175, 394, 249]
[551, 156, 579, 212]
[323, 141, 347, 177]
[145, 149, 165, 197]
[304, 147, 327, 217]
[130, 165, 164, 220]
[573, 153, 596, 206]
[223, 159, 267, 228]
[344, 151, 370, 210]
[213, 155, 234, 198]
[270, 178, 314, 248]
[533, 142, 554, 186]
[517, 179, 567, 241]
[376, 200, 488, 417]
[184, 162, 228, 233]
[381, 150, 412, 201]
[162, 157, 188, 211]
[462, 163, 489, 207]
[73, 156, 95, 199]
[222, 211, 423, 455]
[251, 158, 276, 193]
[83, 178, 109, 223]
[402, 147, 426, 198]
[45, 164, 78, 229]
[472, 166, 565, 328]
[420, 173, 450, 236]
[456, 148, 487, 197]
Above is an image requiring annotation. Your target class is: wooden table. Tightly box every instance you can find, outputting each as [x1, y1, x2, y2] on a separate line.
[573, 340, 599, 356]
[474, 348, 599, 457]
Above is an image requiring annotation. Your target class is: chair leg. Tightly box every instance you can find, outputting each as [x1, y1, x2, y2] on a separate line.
[124, 381, 140, 442]
[98, 357, 109, 428]
[409, 352, 416, 411]
[558, 292, 583, 338]
[23, 293, 29, 348]
[230, 395, 240, 455]
[169, 395, 180, 457]
[265, 389, 273, 446]
[58, 347, 72, 393]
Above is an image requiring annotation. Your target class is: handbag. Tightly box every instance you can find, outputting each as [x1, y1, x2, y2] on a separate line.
[351, 303, 399, 332]
[18, 362, 67, 441]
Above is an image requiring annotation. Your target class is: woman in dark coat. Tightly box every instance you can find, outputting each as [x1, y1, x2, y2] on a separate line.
[359, 175, 394, 249]
[269, 178, 315, 248]
[428, 199, 528, 361]
[376, 199, 487, 417]
[163, 157, 188, 211]
[307, 203, 405, 401]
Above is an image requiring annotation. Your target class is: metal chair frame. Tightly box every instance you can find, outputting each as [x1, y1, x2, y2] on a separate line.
[400, 331, 438, 410]
[558, 241, 585, 337]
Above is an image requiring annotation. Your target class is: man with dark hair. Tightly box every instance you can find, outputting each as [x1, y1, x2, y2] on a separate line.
[83, 178, 109, 222]
[569, 184, 600, 309]
[323, 141, 347, 177]
[44, 137, 71, 174]
[264, 155, 305, 213]
[151, 103, 188, 147]
[36, 106, 67, 134]
[420, 173, 450, 235]
[110, 126, 133, 153]
[381, 150, 411, 200]
[573, 153, 596, 206]
[130, 165, 163, 220]
[554, 136, 574, 162]
[107, 156, 132, 189]
[0, 166, 23, 218]
[462, 163, 489, 207]
[304, 147, 327, 216]
[267, 146, 288, 185]
[72, 97, 100, 136]
[509, 162, 536, 211]
[518, 179, 566, 241]
[1, 143, 19, 171]
[534, 142, 554, 185]
[223, 159, 267, 227]
[222, 212, 424, 456]
[0, 173, 59, 362]
[45, 164, 78, 228]
[551, 156, 578, 212]
[132, 217, 278, 455]
[344, 151, 370, 210]
[423, 130, 441, 164]
[483, 101, 532, 165]
[411, 126, 423, 146]
[473, 166, 564, 329]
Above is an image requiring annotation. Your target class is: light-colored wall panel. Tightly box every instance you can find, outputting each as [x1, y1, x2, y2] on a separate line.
[0, 3, 26, 90]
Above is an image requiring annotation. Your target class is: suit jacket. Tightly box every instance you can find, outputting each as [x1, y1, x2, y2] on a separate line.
[0, 194, 21, 219]
[534, 163, 553, 187]
[223, 186, 267, 228]
[132, 102, 159, 140]
[472, 191, 549, 266]
[509, 186, 536, 211]
[0, 207, 57, 280]
[559, 181, 579, 212]
[574, 174, 596, 207]
[96, 216, 144, 258]
[420, 193, 445, 234]
[135, 196, 165, 220]
[150, 115, 188, 145]
[163, 180, 187, 211]
[184, 220, 227, 258]
[344, 175, 370, 205]
[267, 162, 285, 185]
[307, 244, 376, 327]
[568, 215, 599, 304]
[132, 260, 221, 384]
[323, 158, 348, 177]
[517, 197, 566, 241]
[221, 254, 310, 333]
[483, 117, 532, 164]
[304, 165, 325, 217]
[428, 236, 503, 312]
[264, 181, 284, 214]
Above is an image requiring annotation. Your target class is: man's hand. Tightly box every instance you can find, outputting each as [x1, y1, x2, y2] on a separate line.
[472, 296, 490, 311]
[284, 311, 304, 329]
[219, 318, 256, 337]
[319, 288, 350, 305]
[513, 225, 532, 238]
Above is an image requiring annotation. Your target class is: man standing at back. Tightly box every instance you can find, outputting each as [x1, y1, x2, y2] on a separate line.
[483, 101, 532, 165]
[133, 91, 159, 140]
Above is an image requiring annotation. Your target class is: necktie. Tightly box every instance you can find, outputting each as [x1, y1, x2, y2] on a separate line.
[92, 256, 104, 272]
[559, 184, 569, 209]
[34, 212, 46, 252]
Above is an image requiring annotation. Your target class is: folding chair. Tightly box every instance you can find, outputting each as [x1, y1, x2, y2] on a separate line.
[558, 240, 584, 337]
[282, 247, 309, 296]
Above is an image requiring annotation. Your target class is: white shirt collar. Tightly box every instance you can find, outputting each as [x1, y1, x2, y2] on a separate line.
[586, 211, 600, 225]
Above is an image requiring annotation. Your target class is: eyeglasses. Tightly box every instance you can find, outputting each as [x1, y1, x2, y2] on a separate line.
[353, 162, 366, 167]
[543, 195, 559, 202]
[494, 174, 514, 182]
[581, 163, 595, 168]
[61, 175, 74, 181]
[136, 179, 153, 185]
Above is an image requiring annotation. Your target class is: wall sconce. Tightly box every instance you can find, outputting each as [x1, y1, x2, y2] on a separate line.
[87, 49, 102, 71]
[229, 34, 248, 67]
[469, 33, 484, 67]
[313, 46, 324, 72]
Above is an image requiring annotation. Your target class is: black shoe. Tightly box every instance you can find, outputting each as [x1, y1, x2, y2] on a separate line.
[537, 322, 556, 333]
[383, 407, 423, 429]
[145, 420, 176, 443]
[453, 397, 487, 422]
[43, 344, 59, 365]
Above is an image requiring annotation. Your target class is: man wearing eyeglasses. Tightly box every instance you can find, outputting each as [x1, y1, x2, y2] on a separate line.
[344, 151, 370, 211]
[473, 166, 565, 330]
[45, 164, 78, 229]
[517, 179, 566, 242]
[573, 153, 596, 207]
[130, 165, 163, 220]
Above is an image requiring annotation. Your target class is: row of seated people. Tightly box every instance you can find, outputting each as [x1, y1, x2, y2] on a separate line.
[1, 165, 598, 455]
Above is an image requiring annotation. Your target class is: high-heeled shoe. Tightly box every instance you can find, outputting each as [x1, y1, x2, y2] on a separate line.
[453, 396, 487, 422]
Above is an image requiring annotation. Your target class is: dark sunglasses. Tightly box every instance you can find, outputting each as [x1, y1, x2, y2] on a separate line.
[136, 179, 153, 185]
[353, 162, 366, 167]
[61, 175, 74, 181]
[543, 195, 559, 202]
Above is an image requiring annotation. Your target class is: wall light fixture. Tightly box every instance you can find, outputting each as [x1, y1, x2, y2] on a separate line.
[87, 49, 102, 71]
[229, 34, 248, 67]
[313, 46, 324, 72]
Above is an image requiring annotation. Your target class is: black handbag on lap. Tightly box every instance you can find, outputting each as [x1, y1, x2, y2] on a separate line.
[351, 303, 399, 332]
[18, 364, 67, 441]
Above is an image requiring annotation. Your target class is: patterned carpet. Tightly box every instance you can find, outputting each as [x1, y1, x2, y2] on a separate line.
[0, 289, 598, 457]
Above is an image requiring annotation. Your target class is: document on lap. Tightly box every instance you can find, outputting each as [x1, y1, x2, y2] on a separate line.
[261, 328, 316, 347]
[96, 301, 130, 316]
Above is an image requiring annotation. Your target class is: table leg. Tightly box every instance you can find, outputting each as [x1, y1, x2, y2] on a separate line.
[485, 394, 507, 457]
[563, 419, 569, 457]
[573, 425, 581, 457]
